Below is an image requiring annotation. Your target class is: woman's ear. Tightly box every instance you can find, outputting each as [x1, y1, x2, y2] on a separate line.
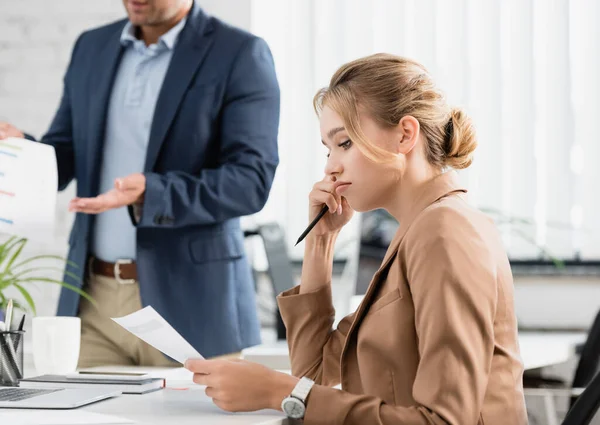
[396, 115, 420, 154]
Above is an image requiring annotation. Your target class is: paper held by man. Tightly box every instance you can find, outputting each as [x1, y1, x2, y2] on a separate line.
[0, 137, 58, 241]
[112, 306, 204, 364]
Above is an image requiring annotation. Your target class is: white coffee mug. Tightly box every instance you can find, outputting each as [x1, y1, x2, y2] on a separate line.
[32, 317, 81, 375]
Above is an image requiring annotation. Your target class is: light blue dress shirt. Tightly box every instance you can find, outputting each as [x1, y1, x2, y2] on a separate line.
[92, 18, 187, 262]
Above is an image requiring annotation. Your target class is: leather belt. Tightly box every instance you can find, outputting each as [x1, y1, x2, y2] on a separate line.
[89, 256, 137, 284]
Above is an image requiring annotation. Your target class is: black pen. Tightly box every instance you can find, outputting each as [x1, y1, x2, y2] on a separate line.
[17, 314, 25, 332]
[13, 314, 26, 373]
[295, 204, 330, 246]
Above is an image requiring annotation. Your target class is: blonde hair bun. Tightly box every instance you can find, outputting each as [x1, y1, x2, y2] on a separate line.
[443, 107, 477, 170]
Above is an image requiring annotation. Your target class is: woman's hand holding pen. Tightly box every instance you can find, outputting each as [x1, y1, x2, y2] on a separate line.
[308, 176, 354, 237]
[297, 175, 354, 294]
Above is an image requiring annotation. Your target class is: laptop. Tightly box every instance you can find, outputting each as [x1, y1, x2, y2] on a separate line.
[0, 386, 120, 409]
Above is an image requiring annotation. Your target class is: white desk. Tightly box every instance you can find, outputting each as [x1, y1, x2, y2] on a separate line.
[518, 331, 586, 371]
[83, 384, 284, 425]
[242, 331, 588, 372]
[17, 362, 285, 425]
[11, 331, 585, 424]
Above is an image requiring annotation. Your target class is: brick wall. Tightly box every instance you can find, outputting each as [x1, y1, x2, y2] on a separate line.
[0, 1, 127, 317]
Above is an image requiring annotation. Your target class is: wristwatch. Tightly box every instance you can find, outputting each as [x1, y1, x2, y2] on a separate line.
[281, 377, 315, 419]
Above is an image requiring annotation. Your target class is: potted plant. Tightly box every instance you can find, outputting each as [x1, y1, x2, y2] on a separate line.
[0, 236, 94, 320]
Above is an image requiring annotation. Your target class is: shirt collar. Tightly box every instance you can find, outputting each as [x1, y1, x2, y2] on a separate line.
[120, 15, 187, 50]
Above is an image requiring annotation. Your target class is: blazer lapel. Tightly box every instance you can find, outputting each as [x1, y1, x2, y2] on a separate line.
[340, 172, 468, 359]
[86, 28, 125, 196]
[143, 7, 215, 172]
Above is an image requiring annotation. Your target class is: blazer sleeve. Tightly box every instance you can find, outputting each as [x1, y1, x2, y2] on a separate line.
[298, 210, 498, 425]
[137, 36, 280, 228]
[277, 285, 355, 387]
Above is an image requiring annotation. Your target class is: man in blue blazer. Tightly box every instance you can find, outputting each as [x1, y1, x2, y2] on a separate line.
[0, 0, 279, 365]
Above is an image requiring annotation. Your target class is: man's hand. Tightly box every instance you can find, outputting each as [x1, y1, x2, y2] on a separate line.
[0, 122, 24, 140]
[185, 358, 298, 413]
[69, 173, 146, 214]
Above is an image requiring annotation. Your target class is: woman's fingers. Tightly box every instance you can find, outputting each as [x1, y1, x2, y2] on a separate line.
[310, 189, 338, 213]
[311, 181, 342, 213]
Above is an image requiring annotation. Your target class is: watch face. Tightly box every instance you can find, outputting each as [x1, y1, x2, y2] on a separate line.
[283, 398, 305, 419]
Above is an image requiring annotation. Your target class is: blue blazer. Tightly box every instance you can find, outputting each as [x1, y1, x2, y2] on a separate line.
[38, 4, 279, 357]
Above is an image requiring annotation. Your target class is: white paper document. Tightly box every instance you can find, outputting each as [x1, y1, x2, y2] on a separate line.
[112, 306, 204, 364]
[0, 410, 134, 425]
[0, 137, 58, 241]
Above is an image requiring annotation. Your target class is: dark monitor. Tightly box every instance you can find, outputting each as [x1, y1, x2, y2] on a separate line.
[354, 209, 399, 295]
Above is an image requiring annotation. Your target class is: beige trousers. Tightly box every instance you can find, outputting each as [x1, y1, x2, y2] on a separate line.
[77, 273, 182, 368]
[77, 272, 241, 368]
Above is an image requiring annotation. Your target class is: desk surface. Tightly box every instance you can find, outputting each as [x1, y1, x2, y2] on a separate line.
[12, 331, 586, 424]
[84, 384, 284, 425]
[18, 364, 285, 425]
[518, 331, 586, 370]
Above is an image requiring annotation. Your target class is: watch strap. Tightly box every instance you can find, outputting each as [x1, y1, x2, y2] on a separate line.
[291, 377, 314, 403]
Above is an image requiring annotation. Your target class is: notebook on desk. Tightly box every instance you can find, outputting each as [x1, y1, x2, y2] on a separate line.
[19, 375, 166, 395]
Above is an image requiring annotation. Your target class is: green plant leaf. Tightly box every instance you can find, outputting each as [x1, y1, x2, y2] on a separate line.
[0, 236, 18, 260]
[0, 292, 26, 313]
[12, 283, 37, 315]
[12, 299, 26, 312]
[0, 236, 20, 255]
[13, 277, 97, 308]
[0, 237, 24, 282]
[11, 255, 80, 272]
[0, 237, 26, 263]
[2, 238, 27, 275]
[0, 239, 93, 316]
[9, 266, 82, 284]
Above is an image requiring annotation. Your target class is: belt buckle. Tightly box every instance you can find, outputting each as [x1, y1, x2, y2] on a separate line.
[114, 259, 135, 285]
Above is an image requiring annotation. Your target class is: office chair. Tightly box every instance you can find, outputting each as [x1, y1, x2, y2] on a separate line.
[525, 308, 600, 424]
[570, 309, 600, 408]
[560, 371, 600, 425]
[244, 223, 297, 340]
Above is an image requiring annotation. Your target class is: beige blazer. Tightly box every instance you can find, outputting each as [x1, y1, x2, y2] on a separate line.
[277, 172, 528, 425]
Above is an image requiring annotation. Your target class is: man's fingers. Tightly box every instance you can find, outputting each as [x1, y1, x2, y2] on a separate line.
[68, 197, 111, 214]
[70, 205, 106, 214]
[0, 123, 23, 140]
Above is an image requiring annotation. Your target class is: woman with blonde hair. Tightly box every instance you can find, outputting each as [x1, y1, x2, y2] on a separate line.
[185, 53, 528, 425]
